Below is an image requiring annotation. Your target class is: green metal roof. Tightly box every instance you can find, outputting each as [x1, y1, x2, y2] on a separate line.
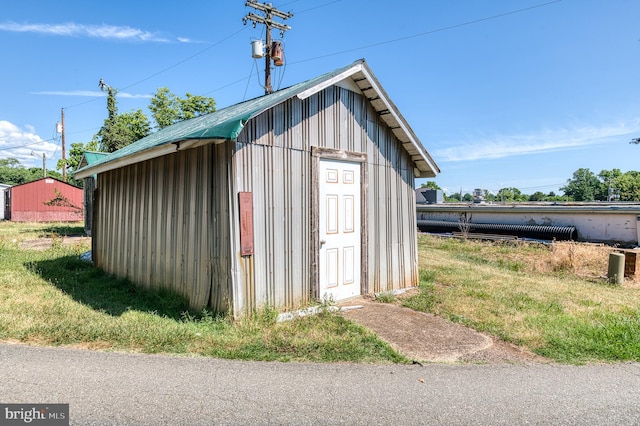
[78, 151, 109, 169]
[75, 59, 439, 179]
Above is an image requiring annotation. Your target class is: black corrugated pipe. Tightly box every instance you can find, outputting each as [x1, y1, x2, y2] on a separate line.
[417, 219, 576, 241]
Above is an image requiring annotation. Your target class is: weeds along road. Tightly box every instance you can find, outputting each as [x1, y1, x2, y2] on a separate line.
[1, 343, 639, 425]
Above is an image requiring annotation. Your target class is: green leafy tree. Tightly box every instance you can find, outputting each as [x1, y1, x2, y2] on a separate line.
[420, 181, 441, 190]
[528, 191, 546, 201]
[149, 87, 216, 129]
[0, 158, 64, 185]
[0, 158, 21, 168]
[97, 87, 151, 153]
[149, 87, 179, 129]
[56, 140, 99, 186]
[613, 170, 640, 201]
[560, 168, 603, 201]
[597, 169, 623, 201]
[446, 192, 461, 202]
[496, 187, 527, 202]
[178, 93, 216, 121]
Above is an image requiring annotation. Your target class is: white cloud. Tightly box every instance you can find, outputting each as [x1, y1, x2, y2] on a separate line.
[435, 122, 640, 162]
[0, 21, 193, 43]
[30, 90, 152, 99]
[0, 121, 59, 167]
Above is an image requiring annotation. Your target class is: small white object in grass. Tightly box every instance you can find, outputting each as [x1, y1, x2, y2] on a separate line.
[276, 305, 363, 322]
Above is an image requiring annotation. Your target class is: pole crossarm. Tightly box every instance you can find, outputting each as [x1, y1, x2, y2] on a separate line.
[244, 13, 291, 32]
[243, 1, 293, 94]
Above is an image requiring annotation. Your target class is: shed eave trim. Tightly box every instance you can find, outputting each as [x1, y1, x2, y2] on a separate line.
[74, 144, 178, 179]
[296, 64, 364, 100]
[358, 66, 440, 177]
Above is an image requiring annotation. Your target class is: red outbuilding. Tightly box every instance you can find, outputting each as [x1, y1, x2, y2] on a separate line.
[4, 177, 83, 222]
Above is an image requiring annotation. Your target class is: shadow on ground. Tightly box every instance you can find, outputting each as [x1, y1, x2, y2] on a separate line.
[28, 255, 191, 320]
[20, 223, 85, 237]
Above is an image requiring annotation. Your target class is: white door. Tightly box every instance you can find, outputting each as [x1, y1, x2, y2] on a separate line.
[319, 159, 361, 302]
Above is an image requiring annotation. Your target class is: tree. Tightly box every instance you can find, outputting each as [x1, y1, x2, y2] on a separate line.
[178, 93, 216, 121]
[149, 87, 179, 129]
[0, 158, 21, 168]
[97, 86, 151, 153]
[612, 170, 640, 201]
[446, 192, 461, 202]
[597, 169, 623, 201]
[420, 181, 441, 190]
[528, 191, 546, 201]
[496, 187, 527, 202]
[560, 168, 603, 201]
[56, 140, 99, 186]
[149, 87, 216, 129]
[0, 158, 64, 185]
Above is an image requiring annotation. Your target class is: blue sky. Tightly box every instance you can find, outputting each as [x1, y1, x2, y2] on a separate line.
[1, 0, 638, 195]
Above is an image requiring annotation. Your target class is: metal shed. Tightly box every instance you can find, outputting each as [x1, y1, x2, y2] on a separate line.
[75, 59, 440, 316]
[77, 151, 109, 235]
[4, 177, 83, 222]
[0, 184, 10, 219]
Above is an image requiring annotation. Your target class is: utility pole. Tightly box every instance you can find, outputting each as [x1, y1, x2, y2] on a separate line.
[31, 151, 46, 178]
[243, 0, 293, 95]
[60, 108, 66, 181]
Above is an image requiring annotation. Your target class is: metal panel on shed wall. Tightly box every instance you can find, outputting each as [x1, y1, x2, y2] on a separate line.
[94, 144, 231, 312]
[230, 141, 311, 312]
[233, 85, 418, 311]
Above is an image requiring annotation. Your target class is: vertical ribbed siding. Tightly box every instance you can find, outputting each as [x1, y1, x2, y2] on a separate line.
[83, 177, 95, 235]
[230, 142, 311, 312]
[233, 85, 418, 310]
[94, 144, 232, 312]
[94, 84, 419, 315]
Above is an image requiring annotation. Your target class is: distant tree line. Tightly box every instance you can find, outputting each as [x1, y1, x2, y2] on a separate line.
[423, 167, 640, 203]
[0, 158, 63, 186]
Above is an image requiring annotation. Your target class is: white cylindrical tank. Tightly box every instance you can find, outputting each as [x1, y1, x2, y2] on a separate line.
[251, 40, 264, 58]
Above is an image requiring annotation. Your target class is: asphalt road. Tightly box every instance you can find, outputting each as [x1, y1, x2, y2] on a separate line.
[1, 343, 640, 425]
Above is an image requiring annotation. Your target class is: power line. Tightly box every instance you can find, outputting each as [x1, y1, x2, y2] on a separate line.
[290, 0, 562, 65]
[244, 0, 294, 94]
[63, 27, 249, 111]
[54, 0, 561, 128]
[0, 137, 58, 152]
[205, 0, 562, 96]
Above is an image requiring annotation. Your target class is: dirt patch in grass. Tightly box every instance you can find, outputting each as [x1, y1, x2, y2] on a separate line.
[20, 236, 90, 251]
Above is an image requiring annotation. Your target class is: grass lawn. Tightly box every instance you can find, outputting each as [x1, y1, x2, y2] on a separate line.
[0, 222, 405, 364]
[2, 222, 640, 364]
[405, 234, 640, 364]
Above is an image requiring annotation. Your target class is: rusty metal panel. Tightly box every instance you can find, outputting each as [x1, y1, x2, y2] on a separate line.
[239, 192, 254, 256]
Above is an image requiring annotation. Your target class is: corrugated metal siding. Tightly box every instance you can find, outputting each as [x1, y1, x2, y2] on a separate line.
[94, 85, 420, 314]
[83, 177, 95, 234]
[234, 86, 418, 310]
[230, 142, 311, 312]
[9, 178, 83, 222]
[94, 144, 232, 312]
